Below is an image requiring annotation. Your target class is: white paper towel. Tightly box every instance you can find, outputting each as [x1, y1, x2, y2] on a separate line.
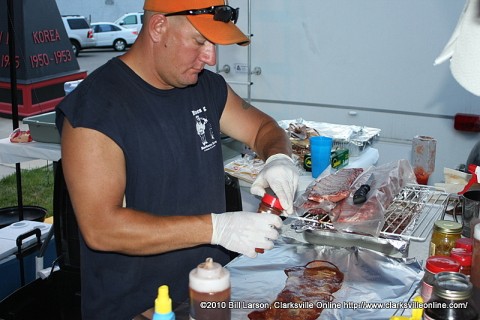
[434, 0, 480, 96]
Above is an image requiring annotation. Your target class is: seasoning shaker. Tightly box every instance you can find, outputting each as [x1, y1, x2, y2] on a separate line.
[189, 257, 231, 320]
[423, 272, 478, 320]
[455, 237, 473, 252]
[420, 256, 460, 303]
[255, 193, 284, 254]
[429, 220, 462, 256]
[450, 248, 472, 277]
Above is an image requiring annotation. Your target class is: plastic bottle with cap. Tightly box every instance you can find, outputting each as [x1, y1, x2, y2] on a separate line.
[256, 193, 284, 254]
[189, 257, 230, 320]
[152, 285, 175, 320]
[389, 296, 423, 320]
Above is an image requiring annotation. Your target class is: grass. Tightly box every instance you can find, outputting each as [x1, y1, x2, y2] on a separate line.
[0, 164, 54, 217]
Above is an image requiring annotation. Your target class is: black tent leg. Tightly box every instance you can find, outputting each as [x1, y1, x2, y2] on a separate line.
[15, 163, 24, 220]
[8, 0, 24, 222]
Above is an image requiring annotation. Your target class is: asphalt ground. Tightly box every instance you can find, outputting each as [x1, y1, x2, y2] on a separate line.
[0, 49, 120, 179]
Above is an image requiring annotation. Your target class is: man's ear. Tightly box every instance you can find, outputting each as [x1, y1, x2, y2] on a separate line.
[148, 14, 168, 42]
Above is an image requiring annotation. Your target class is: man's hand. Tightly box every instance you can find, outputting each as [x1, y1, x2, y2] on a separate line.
[250, 154, 299, 214]
[211, 212, 282, 258]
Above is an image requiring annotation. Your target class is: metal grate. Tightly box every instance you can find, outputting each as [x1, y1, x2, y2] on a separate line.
[292, 184, 450, 241]
[380, 185, 450, 241]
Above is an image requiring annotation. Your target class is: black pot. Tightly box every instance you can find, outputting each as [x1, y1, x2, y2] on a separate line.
[0, 206, 47, 229]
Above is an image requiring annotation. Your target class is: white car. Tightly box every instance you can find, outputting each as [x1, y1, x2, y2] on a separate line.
[114, 12, 144, 33]
[91, 22, 138, 51]
[62, 15, 96, 56]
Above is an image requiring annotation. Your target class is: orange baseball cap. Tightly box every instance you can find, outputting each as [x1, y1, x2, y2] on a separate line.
[143, 0, 250, 46]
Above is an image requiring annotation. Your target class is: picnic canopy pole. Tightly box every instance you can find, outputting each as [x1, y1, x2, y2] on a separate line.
[7, 0, 24, 221]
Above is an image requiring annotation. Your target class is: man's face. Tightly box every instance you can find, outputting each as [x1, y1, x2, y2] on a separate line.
[155, 16, 217, 88]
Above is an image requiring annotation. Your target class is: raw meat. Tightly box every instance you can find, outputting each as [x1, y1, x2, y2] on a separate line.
[307, 168, 364, 203]
[248, 260, 344, 320]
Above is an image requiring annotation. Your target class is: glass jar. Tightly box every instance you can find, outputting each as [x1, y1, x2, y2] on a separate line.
[429, 220, 462, 256]
[256, 194, 283, 253]
[424, 272, 478, 320]
[450, 248, 472, 277]
[420, 256, 460, 303]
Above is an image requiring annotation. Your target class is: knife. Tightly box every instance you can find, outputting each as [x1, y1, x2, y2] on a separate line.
[353, 174, 374, 204]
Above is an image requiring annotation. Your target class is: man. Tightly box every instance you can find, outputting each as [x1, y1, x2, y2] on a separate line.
[55, 0, 299, 318]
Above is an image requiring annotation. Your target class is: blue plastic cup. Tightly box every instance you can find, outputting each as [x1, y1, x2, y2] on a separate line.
[310, 136, 333, 178]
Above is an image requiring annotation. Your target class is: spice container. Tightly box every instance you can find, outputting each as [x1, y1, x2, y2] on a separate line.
[455, 237, 473, 252]
[189, 257, 230, 320]
[420, 256, 460, 302]
[424, 272, 478, 320]
[429, 220, 462, 256]
[450, 248, 472, 277]
[256, 194, 284, 253]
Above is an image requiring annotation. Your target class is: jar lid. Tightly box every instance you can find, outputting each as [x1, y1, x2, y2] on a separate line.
[455, 237, 473, 252]
[425, 256, 460, 273]
[450, 248, 472, 266]
[433, 271, 472, 300]
[433, 220, 463, 234]
[261, 193, 284, 211]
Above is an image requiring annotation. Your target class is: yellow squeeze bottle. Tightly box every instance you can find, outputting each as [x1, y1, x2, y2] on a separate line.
[389, 296, 423, 320]
[152, 285, 175, 320]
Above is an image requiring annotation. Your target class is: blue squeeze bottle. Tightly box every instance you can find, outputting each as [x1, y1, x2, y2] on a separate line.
[152, 285, 175, 320]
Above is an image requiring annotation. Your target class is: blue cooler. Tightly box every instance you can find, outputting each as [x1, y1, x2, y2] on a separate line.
[0, 161, 81, 319]
[0, 220, 56, 300]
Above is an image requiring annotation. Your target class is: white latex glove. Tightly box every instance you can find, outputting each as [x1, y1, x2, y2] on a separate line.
[250, 154, 299, 214]
[211, 212, 282, 258]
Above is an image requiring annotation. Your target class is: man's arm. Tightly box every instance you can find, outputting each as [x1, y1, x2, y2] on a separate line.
[219, 85, 292, 160]
[60, 119, 213, 255]
[220, 85, 299, 213]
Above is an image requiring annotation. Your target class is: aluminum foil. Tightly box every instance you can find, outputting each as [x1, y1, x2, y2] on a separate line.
[278, 119, 381, 157]
[226, 237, 422, 320]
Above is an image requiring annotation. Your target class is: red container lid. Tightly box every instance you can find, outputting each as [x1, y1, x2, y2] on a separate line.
[261, 194, 284, 211]
[425, 256, 460, 274]
[450, 248, 473, 266]
[455, 238, 473, 252]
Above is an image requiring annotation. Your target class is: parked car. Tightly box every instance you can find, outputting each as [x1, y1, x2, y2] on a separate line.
[91, 22, 138, 51]
[61, 15, 96, 56]
[114, 12, 144, 33]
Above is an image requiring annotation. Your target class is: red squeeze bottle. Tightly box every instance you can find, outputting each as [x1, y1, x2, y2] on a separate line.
[255, 194, 284, 254]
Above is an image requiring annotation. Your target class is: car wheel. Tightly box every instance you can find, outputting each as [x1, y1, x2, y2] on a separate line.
[71, 40, 80, 57]
[113, 39, 127, 51]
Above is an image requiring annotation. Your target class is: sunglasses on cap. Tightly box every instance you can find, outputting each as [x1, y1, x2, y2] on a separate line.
[164, 5, 239, 24]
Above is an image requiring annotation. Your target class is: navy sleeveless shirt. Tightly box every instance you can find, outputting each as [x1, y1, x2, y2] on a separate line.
[56, 58, 230, 319]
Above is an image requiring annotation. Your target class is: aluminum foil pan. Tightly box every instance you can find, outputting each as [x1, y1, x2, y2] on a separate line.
[227, 237, 422, 320]
[303, 229, 409, 258]
[278, 119, 381, 157]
